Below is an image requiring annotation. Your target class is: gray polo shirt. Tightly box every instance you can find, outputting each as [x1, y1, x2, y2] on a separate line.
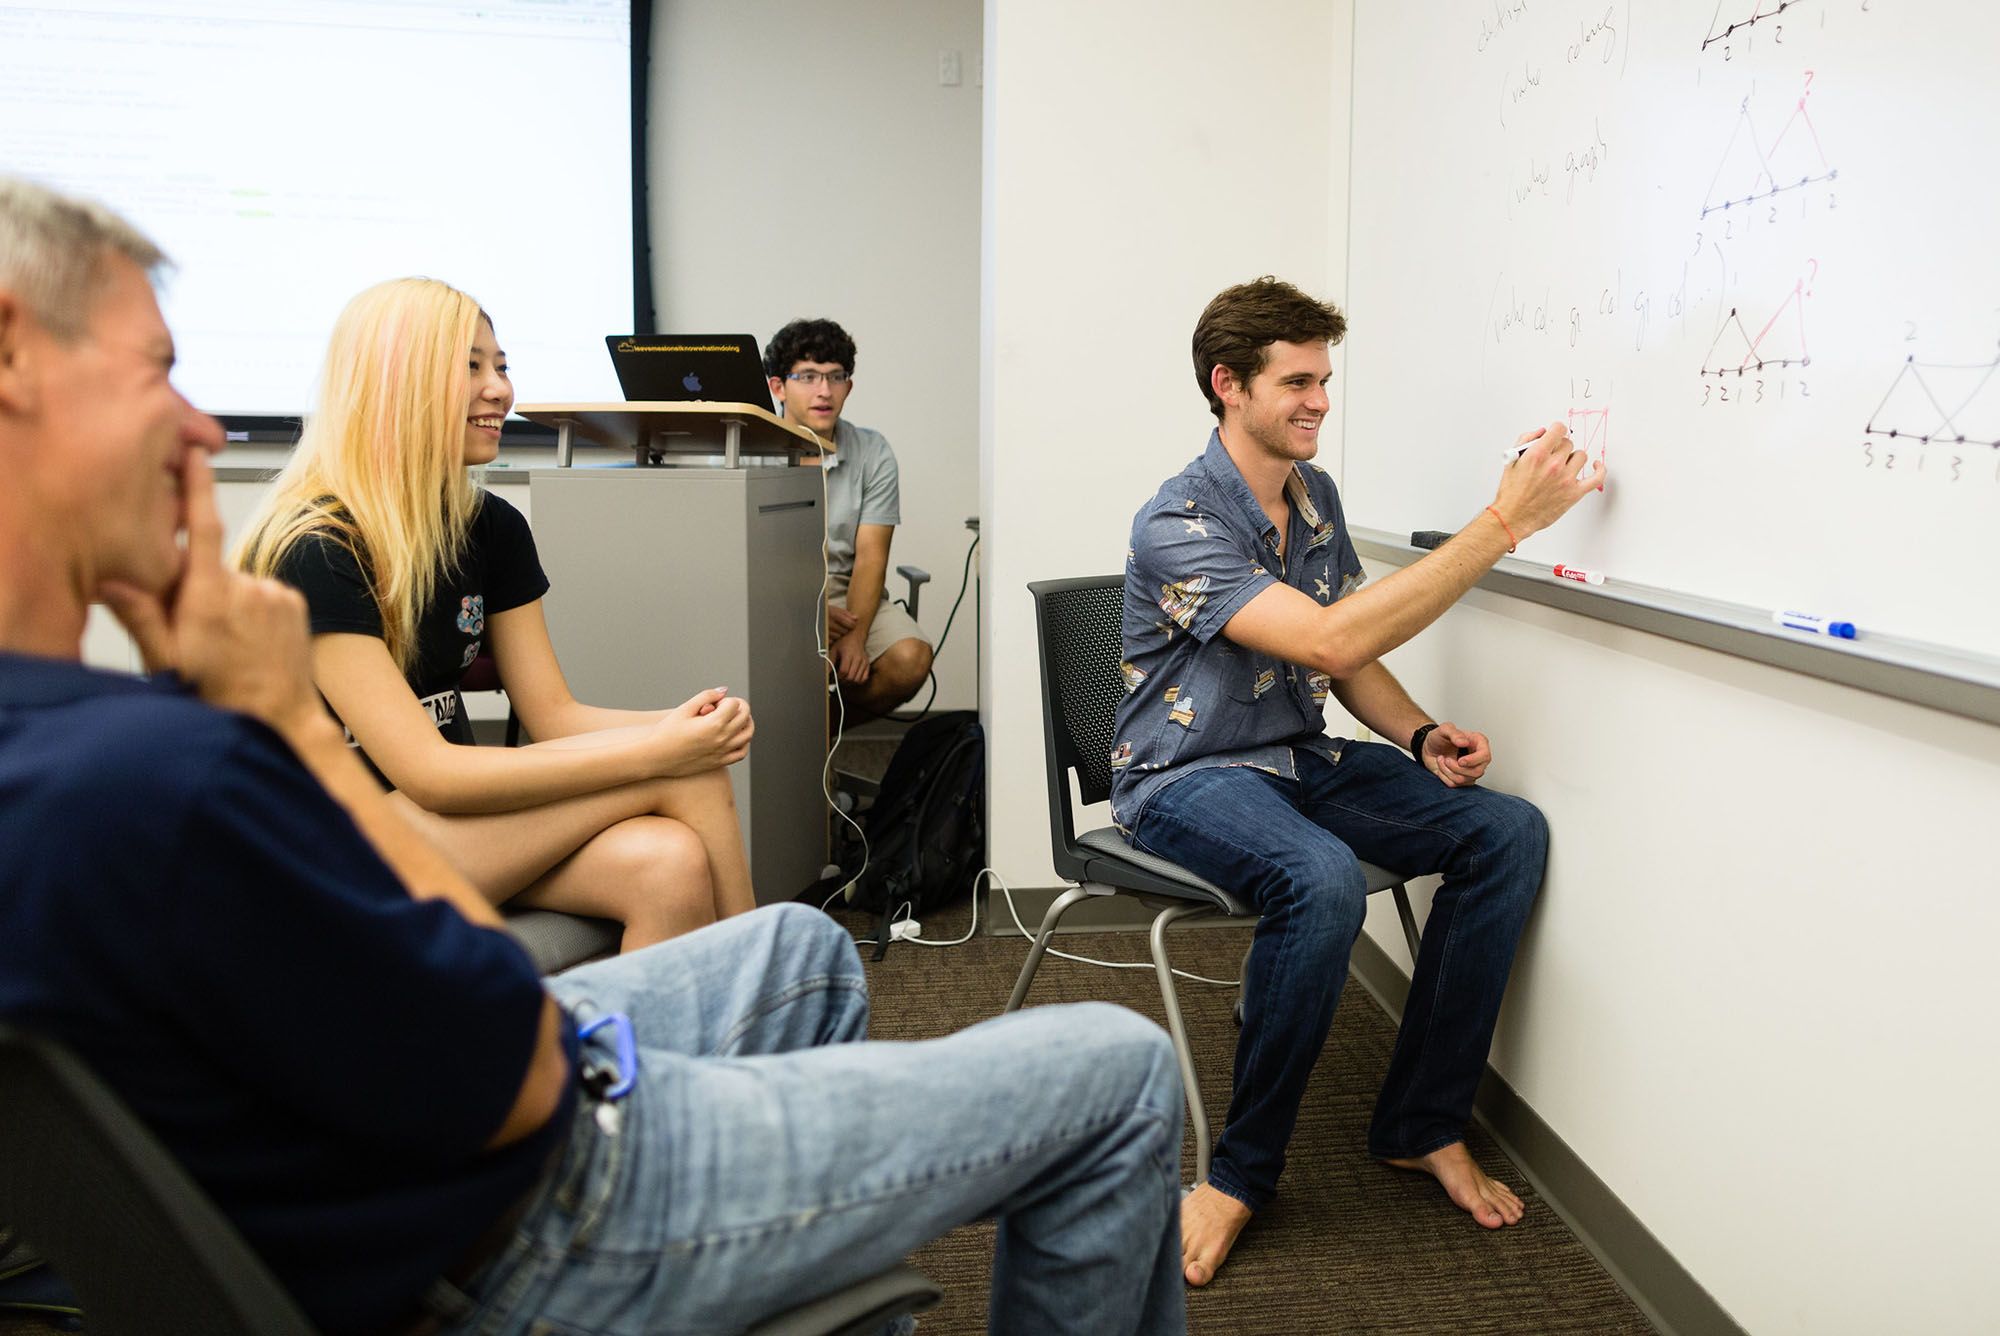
[1109, 430, 1367, 830]
[820, 418, 901, 579]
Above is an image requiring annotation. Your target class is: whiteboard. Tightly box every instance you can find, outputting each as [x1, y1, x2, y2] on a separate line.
[1344, 0, 2000, 660]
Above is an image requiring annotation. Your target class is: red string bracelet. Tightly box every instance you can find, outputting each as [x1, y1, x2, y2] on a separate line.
[1484, 505, 1518, 553]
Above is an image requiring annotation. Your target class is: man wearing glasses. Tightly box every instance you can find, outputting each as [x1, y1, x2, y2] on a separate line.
[766, 318, 934, 721]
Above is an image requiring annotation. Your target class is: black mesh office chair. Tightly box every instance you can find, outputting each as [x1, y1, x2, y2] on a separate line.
[0, 1026, 939, 1336]
[1005, 575, 1423, 1187]
[0, 1024, 316, 1335]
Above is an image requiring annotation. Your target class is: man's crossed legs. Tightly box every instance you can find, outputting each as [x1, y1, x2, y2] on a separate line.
[1132, 742, 1548, 1285]
[440, 903, 1186, 1335]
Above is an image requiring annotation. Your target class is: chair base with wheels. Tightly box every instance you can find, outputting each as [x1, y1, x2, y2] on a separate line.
[0, 1236, 82, 1332]
[746, 1263, 941, 1336]
[1007, 575, 1424, 1188]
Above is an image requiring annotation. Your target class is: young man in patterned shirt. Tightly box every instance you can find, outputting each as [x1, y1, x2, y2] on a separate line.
[1112, 276, 1604, 1286]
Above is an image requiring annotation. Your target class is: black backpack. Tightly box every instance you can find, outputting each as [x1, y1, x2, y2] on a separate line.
[850, 711, 985, 955]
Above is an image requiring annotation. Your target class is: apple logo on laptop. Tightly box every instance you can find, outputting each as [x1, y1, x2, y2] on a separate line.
[682, 372, 703, 393]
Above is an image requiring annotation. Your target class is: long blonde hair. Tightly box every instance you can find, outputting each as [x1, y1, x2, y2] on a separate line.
[237, 278, 486, 673]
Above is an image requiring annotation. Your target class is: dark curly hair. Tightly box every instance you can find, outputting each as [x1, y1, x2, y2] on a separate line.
[1192, 277, 1346, 420]
[764, 317, 857, 379]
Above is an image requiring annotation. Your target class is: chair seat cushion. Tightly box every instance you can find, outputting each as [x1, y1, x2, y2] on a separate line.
[503, 909, 621, 975]
[1075, 827, 1253, 915]
[1076, 827, 1410, 910]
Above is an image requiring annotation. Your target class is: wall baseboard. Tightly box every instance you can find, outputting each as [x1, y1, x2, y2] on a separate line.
[1349, 933, 1749, 1336]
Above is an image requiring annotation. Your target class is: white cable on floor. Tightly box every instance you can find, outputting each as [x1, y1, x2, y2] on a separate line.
[897, 876, 982, 947]
[893, 867, 1240, 987]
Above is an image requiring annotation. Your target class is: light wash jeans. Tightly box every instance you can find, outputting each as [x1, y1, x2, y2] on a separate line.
[438, 903, 1186, 1336]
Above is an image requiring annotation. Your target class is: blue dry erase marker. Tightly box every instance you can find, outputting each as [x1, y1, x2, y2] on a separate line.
[1773, 610, 1856, 639]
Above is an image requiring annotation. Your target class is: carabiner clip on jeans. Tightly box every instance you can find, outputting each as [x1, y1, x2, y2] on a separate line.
[576, 1011, 637, 1136]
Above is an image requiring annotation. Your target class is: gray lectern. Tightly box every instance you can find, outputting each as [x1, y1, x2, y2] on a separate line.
[519, 402, 825, 905]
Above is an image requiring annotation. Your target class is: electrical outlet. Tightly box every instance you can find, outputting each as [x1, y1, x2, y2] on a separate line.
[938, 49, 962, 86]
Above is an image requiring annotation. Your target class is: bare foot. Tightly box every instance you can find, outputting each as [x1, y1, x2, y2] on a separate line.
[1382, 1141, 1524, 1228]
[1180, 1182, 1253, 1286]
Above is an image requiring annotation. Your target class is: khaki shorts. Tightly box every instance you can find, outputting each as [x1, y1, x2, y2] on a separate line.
[828, 574, 933, 662]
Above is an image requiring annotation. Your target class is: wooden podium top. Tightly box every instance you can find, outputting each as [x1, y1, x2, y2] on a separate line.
[515, 401, 823, 465]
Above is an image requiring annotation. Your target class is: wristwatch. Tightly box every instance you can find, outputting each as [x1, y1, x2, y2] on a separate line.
[1409, 722, 1439, 760]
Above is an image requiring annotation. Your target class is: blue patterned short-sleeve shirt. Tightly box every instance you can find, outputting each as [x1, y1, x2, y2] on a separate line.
[1109, 430, 1366, 829]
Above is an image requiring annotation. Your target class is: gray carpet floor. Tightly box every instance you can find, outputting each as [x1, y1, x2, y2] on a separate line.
[824, 888, 1657, 1336]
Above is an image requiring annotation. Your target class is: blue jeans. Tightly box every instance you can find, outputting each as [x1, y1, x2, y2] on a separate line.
[439, 903, 1186, 1335]
[1131, 742, 1548, 1211]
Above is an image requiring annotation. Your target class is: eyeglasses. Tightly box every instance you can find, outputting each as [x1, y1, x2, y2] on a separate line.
[785, 369, 851, 387]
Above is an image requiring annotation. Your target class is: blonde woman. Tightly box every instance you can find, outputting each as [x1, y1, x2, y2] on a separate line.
[238, 278, 755, 950]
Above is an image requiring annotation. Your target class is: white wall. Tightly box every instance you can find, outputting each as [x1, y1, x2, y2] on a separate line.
[982, 0, 1352, 888]
[1358, 584, 2000, 1335]
[652, 0, 983, 711]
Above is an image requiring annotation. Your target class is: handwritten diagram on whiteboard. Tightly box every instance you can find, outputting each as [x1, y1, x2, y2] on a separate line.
[1346, 0, 2000, 658]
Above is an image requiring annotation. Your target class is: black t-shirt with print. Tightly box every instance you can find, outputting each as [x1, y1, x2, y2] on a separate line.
[273, 490, 548, 781]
